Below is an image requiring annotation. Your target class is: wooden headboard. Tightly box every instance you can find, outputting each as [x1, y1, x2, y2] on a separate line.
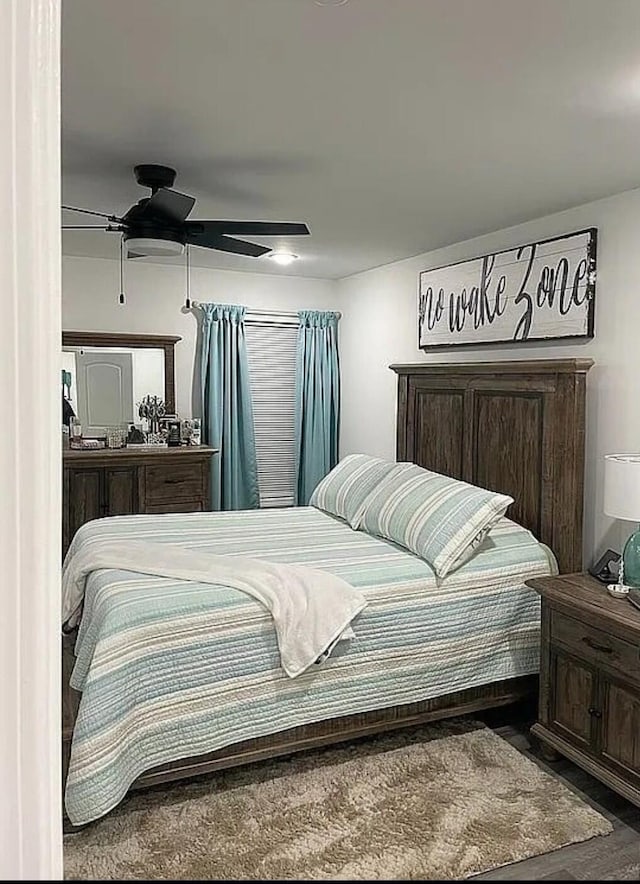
[390, 359, 593, 574]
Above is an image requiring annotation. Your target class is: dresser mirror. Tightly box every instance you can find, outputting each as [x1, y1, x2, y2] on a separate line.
[62, 332, 180, 437]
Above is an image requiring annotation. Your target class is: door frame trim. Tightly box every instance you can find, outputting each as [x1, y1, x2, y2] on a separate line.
[0, 0, 63, 877]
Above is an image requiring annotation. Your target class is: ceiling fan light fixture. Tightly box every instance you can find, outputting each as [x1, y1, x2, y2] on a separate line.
[268, 251, 299, 266]
[125, 237, 185, 258]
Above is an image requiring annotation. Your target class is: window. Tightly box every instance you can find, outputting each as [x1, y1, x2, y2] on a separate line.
[245, 314, 298, 507]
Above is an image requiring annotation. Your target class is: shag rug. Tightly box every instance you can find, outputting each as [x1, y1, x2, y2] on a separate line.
[64, 718, 612, 880]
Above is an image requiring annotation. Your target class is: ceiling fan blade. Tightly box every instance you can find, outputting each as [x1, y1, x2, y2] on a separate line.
[122, 188, 195, 226]
[145, 188, 195, 223]
[62, 205, 123, 222]
[62, 225, 116, 230]
[185, 228, 271, 257]
[187, 220, 310, 237]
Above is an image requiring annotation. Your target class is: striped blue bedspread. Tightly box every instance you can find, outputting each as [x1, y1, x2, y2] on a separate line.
[65, 507, 555, 825]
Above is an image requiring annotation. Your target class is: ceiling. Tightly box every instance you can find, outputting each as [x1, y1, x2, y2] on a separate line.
[62, 0, 640, 279]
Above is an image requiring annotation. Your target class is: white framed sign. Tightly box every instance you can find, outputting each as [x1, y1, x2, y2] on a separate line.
[418, 228, 597, 349]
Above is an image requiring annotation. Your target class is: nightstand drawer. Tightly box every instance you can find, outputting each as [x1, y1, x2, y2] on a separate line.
[144, 462, 205, 501]
[551, 610, 640, 683]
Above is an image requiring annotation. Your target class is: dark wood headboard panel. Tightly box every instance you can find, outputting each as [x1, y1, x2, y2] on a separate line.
[390, 359, 593, 574]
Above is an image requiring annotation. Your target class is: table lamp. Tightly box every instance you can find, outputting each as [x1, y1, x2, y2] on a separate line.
[603, 454, 640, 592]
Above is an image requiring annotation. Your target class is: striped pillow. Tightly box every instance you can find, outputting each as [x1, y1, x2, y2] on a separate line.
[360, 463, 513, 577]
[309, 454, 397, 529]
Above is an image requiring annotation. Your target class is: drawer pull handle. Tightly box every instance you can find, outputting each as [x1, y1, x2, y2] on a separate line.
[588, 706, 602, 718]
[582, 637, 613, 654]
[162, 478, 185, 484]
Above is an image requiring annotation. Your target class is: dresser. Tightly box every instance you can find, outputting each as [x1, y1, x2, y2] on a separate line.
[62, 446, 216, 555]
[528, 573, 640, 808]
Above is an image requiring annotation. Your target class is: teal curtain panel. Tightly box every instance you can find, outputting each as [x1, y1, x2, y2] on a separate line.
[199, 303, 259, 510]
[294, 310, 341, 505]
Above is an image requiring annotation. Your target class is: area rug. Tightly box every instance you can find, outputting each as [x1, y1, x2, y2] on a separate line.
[64, 718, 612, 880]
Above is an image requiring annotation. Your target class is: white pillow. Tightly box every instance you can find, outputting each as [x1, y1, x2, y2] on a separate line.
[359, 462, 513, 577]
[310, 454, 398, 529]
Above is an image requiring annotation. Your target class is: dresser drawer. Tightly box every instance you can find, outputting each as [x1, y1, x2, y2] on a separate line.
[144, 462, 205, 502]
[551, 610, 640, 683]
[145, 499, 205, 514]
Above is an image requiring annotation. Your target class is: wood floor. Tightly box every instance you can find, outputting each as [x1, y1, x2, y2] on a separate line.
[474, 705, 640, 881]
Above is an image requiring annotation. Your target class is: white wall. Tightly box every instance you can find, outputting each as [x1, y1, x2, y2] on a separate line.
[62, 256, 340, 418]
[339, 187, 640, 564]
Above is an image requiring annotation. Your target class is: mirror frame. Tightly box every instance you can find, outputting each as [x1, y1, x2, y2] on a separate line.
[62, 331, 181, 414]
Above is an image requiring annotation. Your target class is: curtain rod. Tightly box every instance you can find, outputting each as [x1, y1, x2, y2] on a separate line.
[190, 301, 295, 318]
[190, 301, 341, 320]
[248, 308, 298, 318]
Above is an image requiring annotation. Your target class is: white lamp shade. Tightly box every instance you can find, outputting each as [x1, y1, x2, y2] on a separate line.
[604, 454, 640, 522]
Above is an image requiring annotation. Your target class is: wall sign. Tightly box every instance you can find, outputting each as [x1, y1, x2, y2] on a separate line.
[418, 228, 597, 349]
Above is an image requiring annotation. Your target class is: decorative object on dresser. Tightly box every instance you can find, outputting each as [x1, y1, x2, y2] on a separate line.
[418, 229, 597, 349]
[180, 418, 196, 445]
[62, 446, 216, 556]
[104, 427, 126, 449]
[589, 548, 621, 586]
[138, 394, 166, 435]
[529, 572, 640, 809]
[126, 424, 146, 445]
[604, 453, 640, 591]
[68, 416, 83, 449]
[190, 417, 201, 445]
[166, 419, 182, 447]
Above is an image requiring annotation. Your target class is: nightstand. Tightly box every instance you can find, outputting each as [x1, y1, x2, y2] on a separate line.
[527, 572, 640, 808]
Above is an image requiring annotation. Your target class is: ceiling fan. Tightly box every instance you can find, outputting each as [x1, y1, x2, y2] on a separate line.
[62, 164, 311, 259]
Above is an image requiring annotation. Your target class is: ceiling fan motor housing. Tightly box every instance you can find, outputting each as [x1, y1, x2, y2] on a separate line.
[134, 164, 177, 193]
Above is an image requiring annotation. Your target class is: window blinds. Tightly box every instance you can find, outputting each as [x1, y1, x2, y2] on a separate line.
[245, 316, 298, 508]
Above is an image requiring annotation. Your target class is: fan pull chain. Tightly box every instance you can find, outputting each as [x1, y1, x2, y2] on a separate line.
[118, 236, 126, 305]
[185, 243, 191, 309]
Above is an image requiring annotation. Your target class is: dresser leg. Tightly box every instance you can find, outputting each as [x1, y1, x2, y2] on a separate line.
[537, 736, 562, 762]
[528, 726, 562, 761]
[540, 743, 562, 762]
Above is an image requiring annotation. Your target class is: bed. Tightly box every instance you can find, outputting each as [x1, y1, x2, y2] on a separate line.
[62, 358, 592, 827]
